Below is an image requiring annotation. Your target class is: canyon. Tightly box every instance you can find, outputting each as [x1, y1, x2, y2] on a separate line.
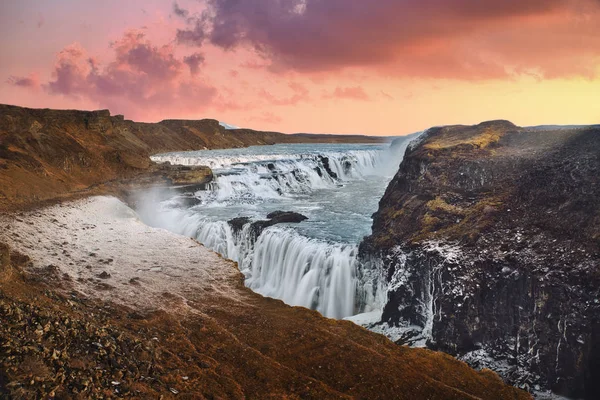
[3, 104, 598, 398]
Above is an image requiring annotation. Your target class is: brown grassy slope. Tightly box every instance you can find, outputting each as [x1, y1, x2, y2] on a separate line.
[0, 242, 529, 399]
[0, 104, 386, 211]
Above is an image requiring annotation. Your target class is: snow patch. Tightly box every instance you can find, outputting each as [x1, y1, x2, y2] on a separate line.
[219, 121, 240, 130]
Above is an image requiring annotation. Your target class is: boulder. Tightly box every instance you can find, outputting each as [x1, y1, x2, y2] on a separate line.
[234, 211, 309, 241]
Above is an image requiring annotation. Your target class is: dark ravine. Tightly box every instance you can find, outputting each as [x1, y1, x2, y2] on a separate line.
[360, 121, 600, 398]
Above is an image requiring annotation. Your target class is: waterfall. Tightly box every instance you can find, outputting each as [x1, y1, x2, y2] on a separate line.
[152, 149, 386, 205]
[243, 228, 358, 319]
[136, 207, 371, 319]
[138, 142, 417, 320]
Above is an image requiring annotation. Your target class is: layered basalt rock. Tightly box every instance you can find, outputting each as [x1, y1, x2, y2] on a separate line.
[361, 121, 600, 398]
[154, 163, 213, 186]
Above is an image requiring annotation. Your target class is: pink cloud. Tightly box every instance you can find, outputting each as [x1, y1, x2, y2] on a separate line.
[248, 111, 283, 125]
[39, 30, 216, 120]
[183, 53, 205, 75]
[172, 2, 189, 18]
[7, 73, 40, 90]
[261, 82, 310, 106]
[325, 86, 370, 101]
[36, 13, 44, 29]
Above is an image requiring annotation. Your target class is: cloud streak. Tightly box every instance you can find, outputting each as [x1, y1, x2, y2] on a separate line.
[172, 2, 189, 18]
[183, 53, 205, 75]
[324, 86, 370, 101]
[7, 73, 40, 89]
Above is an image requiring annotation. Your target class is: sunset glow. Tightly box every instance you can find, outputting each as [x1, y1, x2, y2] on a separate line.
[1, 0, 599, 135]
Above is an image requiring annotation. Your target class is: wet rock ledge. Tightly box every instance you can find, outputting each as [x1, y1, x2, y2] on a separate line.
[128, 162, 213, 188]
[229, 211, 309, 240]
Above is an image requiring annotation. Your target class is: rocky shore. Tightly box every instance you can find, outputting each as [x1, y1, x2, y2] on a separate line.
[360, 121, 600, 398]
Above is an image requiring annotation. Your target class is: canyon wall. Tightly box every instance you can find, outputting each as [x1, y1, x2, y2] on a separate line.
[361, 121, 600, 398]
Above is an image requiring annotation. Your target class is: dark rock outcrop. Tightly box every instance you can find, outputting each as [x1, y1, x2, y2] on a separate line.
[228, 217, 252, 235]
[251, 211, 308, 239]
[318, 156, 338, 179]
[361, 121, 600, 398]
[265, 211, 309, 223]
[227, 211, 308, 240]
[228, 211, 309, 240]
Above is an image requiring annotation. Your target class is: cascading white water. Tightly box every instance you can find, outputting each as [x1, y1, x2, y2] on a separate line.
[139, 141, 418, 320]
[243, 227, 360, 318]
[153, 149, 384, 205]
[195, 221, 362, 318]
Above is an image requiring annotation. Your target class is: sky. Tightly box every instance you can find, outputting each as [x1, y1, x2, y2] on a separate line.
[1, 0, 600, 135]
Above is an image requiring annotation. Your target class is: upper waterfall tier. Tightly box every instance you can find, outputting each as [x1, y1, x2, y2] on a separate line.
[151, 144, 400, 206]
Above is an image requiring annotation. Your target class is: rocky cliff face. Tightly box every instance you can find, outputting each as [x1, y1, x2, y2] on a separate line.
[360, 121, 600, 398]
